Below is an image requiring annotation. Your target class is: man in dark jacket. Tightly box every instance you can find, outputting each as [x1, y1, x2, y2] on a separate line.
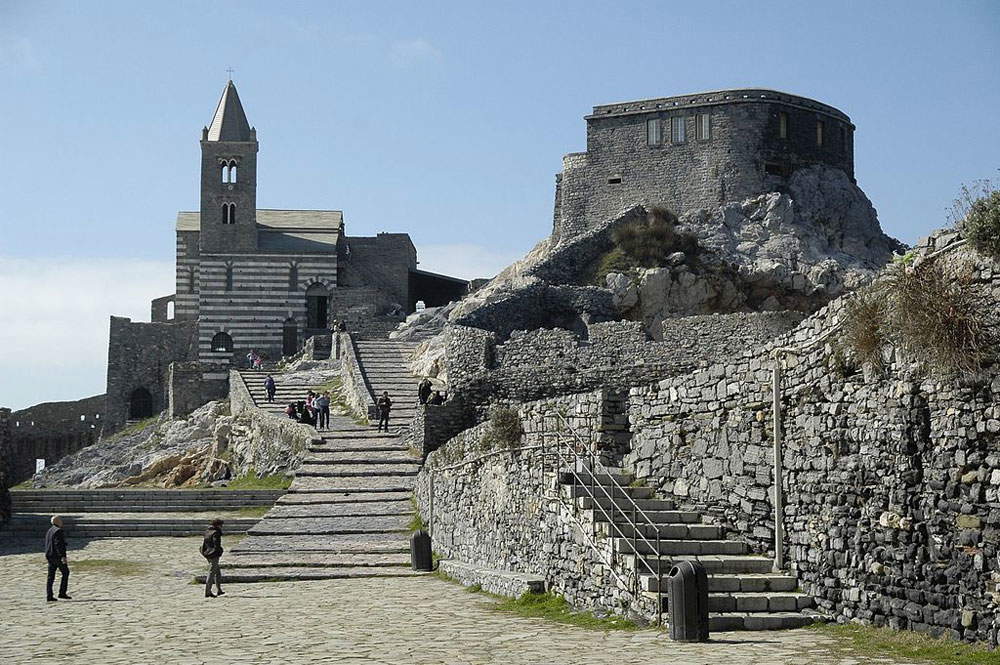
[45, 515, 70, 601]
[376, 391, 392, 432]
[417, 379, 432, 405]
[200, 518, 225, 598]
[264, 375, 277, 403]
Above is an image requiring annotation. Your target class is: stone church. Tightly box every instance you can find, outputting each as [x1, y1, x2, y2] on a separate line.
[104, 80, 466, 429]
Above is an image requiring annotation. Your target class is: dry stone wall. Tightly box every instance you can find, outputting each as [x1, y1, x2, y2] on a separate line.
[0, 408, 12, 524]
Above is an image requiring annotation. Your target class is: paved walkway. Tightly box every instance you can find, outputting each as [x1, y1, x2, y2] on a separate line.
[0, 537, 919, 665]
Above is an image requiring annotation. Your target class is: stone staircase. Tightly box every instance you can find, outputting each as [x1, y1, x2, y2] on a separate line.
[353, 339, 422, 426]
[6, 489, 276, 537]
[557, 469, 818, 630]
[220, 347, 425, 582]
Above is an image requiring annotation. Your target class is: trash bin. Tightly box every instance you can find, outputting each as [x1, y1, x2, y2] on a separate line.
[667, 560, 709, 642]
[410, 530, 433, 571]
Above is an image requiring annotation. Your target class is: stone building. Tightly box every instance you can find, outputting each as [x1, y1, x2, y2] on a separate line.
[104, 81, 467, 429]
[552, 88, 856, 242]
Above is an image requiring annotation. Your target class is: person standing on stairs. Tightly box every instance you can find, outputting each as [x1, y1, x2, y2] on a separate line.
[200, 518, 226, 598]
[376, 391, 392, 432]
[44, 515, 71, 602]
[316, 392, 331, 429]
[418, 379, 432, 405]
[264, 375, 276, 403]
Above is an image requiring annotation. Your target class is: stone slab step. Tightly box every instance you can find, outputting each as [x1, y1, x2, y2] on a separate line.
[302, 451, 419, 464]
[684, 613, 822, 631]
[308, 445, 412, 455]
[248, 515, 410, 536]
[630, 554, 775, 575]
[277, 492, 411, 505]
[645, 590, 813, 613]
[295, 464, 420, 477]
[230, 534, 409, 554]
[640, 573, 799, 593]
[195, 566, 426, 583]
[224, 552, 411, 568]
[615, 538, 748, 556]
[598, 522, 723, 540]
[576, 496, 680, 513]
[289, 476, 415, 492]
[564, 485, 655, 500]
[265, 502, 412, 519]
[12, 504, 270, 513]
[10, 490, 283, 500]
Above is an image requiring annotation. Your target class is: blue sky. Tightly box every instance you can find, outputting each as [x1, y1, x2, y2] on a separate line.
[0, 0, 997, 410]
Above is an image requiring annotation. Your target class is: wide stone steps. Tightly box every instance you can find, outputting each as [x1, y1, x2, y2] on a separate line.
[288, 476, 416, 492]
[276, 491, 411, 505]
[231, 534, 410, 554]
[11, 489, 282, 510]
[224, 552, 411, 568]
[598, 522, 723, 540]
[265, 502, 411, 519]
[640, 573, 799, 593]
[697, 613, 820, 632]
[295, 463, 420, 477]
[304, 450, 416, 464]
[576, 496, 681, 514]
[629, 554, 778, 575]
[196, 566, 426, 583]
[248, 515, 410, 536]
[645, 591, 813, 614]
[613, 537, 748, 556]
[6, 513, 261, 537]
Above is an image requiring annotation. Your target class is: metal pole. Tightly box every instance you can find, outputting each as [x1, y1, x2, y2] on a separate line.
[429, 469, 435, 539]
[772, 355, 786, 571]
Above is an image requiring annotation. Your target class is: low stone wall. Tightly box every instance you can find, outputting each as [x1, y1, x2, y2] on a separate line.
[438, 559, 545, 597]
[404, 397, 476, 460]
[228, 371, 321, 476]
[338, 333, 376, 420]
[0, 407, 12, 524]
[8, 395, 106, 484]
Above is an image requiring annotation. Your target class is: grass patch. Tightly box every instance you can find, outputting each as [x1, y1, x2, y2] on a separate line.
[493, 592, 639, 632]
[407, 498, 426, 532]
[222, 473, 292, 490]
[466, 583, 483, 593]
[72, 559, 146, 576]
[101, 416, 160, 445]
[811, 623, 1000, 665]
[314, 376, 369, 425]
[11, 480, 34, 489]
[235, 506, 270, 517]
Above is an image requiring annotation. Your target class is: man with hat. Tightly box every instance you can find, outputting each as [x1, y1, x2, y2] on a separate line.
[200, 518, 226, 598]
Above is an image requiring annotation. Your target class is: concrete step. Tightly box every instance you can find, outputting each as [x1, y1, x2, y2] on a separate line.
[224, 552, 411, 568]
[195, 566, 426, 583]
[597, 522, 723, 540]
[639, 573, 799, 594]
[629, 554, 775, 575]
[295, 464, 420, 477]
[614, 538, 748, 556]
[248, 515, 410, 536]
[277, 492, 411, 505]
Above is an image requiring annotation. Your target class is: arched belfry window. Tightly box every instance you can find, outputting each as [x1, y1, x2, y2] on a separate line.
[222, 203, 236, 224]
[221, 160, 238, 184]
[229, 161, 237, 183]
[221, 164, 229, 183]
[211, 331, 233, 352]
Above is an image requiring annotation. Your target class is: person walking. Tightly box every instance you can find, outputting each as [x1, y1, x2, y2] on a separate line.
[376, 391, 392, 432]
[44, 515, 71, 601]
[417, 379, 432, 405]
[316, 392, 331, 430]
[264, 375, 276, 403]
[200, 518, 225, 598]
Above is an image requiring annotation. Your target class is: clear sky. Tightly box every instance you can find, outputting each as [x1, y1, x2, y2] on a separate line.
[0, 0, 997, 410]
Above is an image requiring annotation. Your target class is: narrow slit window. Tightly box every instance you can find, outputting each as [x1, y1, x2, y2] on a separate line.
[229, 161, 237, 183]
[779, 112, 788, 139]
[229, 203, 236, 224]
[221, 164, 229, 183]
[607, 175, 622, 184]
[671, 116, 686, 144]
[225, 264, 234, 291]
[646, 118, 661, 146]
[289, 263, 299, 291]
[696, 114, 711, 141]
[816, 120, 824, 147]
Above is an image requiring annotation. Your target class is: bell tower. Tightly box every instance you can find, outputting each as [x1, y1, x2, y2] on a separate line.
[199, 80, 258, 253]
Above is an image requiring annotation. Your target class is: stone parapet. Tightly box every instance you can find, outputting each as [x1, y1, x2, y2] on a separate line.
[338, 333, 376, 420]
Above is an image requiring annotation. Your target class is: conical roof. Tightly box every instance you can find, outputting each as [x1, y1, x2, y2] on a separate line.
[206, 80, 252, 142]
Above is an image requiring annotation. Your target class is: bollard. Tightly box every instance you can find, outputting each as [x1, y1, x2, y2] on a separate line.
[410, 529, 433, 571]
[667, 560, 709, 642]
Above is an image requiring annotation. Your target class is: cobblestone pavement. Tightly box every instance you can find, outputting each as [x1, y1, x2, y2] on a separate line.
[0, 537, 915, 665]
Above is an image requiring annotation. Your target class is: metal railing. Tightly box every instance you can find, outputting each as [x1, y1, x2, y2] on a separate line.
[539, 410, 665, 624]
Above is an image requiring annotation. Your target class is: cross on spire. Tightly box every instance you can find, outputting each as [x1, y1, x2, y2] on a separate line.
[226, 67, 235, 80]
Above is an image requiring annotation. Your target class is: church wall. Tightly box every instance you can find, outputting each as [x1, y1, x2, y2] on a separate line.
[340, 234, 416, 311]
[174, 230, 201, 321]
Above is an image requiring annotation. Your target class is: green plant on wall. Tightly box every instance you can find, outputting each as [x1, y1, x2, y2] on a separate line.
[961, 190, 1000, 260]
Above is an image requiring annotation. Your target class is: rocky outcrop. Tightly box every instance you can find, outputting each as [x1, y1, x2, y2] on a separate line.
[31, 401, 234, 489]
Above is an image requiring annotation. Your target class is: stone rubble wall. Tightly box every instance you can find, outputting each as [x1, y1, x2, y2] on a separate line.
[623, 252, 1000, 645]
[0, 407, 12, 524]
[7, 394, 107, 485]
[415, 390, 654, 619]
[338, 333, 376, 420]
[446, 312, 803, 405]
[229, 371, 320, 476]
[404, 397, 477, 460]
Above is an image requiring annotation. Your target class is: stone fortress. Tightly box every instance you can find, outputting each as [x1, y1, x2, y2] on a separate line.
[552, 88, 855, 243]
[3, 84, 999, 647]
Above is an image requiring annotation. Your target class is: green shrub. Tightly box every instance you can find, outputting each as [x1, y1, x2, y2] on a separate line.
[484, 406, 524, 449]
[612, 206, 698, 267]
[837, 291, 888, 373]
[961, 190, 1000, 260]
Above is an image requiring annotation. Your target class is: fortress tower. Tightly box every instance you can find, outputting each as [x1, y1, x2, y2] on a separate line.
[552, 88, 856, 243]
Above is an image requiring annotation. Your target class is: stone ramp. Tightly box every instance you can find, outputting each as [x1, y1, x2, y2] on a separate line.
[228, 346, 424, 582]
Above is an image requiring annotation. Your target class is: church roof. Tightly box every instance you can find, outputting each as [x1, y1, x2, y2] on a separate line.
[176, 209, 343, 232]
[206, 80, 253, 142]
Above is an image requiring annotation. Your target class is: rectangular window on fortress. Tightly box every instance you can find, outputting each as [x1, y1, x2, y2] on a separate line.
[671, 116, 686, 144]
[646, 119, 661, 146]
[816, 120, 825, 147]
[696, 114, 711, 140]
[779, 112, 788, 139]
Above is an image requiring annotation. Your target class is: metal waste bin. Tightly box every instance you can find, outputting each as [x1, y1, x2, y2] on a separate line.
[667, 560, 709, 642]
[410, 530, 433, 571]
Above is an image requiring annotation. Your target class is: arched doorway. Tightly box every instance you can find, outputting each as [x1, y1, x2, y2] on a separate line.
[305, 283, 329, 329]
[129, 387, 153, 419]
[282, 317, 298, 357]
[211, 331, 233, 352]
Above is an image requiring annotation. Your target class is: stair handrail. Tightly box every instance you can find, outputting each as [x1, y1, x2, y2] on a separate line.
[541, 409, 663, 623]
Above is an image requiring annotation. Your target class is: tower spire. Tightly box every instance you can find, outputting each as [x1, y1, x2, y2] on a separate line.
[206, 80, 252, 142]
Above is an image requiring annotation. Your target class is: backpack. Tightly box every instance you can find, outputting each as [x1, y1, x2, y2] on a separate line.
[201, 530, 219, 559]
